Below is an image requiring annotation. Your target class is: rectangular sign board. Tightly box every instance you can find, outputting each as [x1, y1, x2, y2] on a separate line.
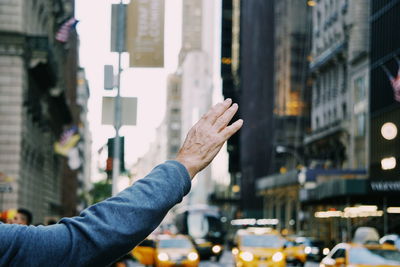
[125, 0, 165, 67]
[102, 96, 138, 126]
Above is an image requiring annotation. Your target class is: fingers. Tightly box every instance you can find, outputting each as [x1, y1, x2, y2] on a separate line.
[214, 103, 239, 132]
[202, 98, 232, 125]
[221, 119, 243, 139]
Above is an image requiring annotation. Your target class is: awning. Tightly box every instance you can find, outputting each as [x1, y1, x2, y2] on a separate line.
[256, 170, 299, 191]
[300, 178, 369, 203]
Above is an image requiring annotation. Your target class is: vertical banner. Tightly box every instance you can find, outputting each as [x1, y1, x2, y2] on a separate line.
[111, 4, 127, 52]
[125, 0, 165, 67]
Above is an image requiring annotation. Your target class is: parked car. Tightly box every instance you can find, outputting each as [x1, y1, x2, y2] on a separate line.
[320, 242, 400, 267]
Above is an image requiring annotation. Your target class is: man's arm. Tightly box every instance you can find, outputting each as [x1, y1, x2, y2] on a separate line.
[0, 161, 191, 266]
[0, 99, 242, 267]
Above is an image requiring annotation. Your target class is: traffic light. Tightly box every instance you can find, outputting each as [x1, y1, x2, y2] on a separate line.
[106, 136, 125, 173]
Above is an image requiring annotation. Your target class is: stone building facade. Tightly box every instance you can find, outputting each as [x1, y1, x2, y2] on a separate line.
[0, 0, 86, 223]
[301, 0, 371, 242]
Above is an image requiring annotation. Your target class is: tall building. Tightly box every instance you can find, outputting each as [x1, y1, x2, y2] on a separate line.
[237, 1, 275, 218]
[256, 0, 311, 233]
[0, 0, 87, 223]
[369, 0, 400, 235]
[165, 74, 182, 160]
[219, 0, 242, 219]
[168, 0, 222, 205]
[75, 68, 92, 211]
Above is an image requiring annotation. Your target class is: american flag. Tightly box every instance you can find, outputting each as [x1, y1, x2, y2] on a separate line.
[55, 17, 78, 43]
[391, 75, 400, 102]
[59, 126, 78, 146]
[381, 61, 400, 103]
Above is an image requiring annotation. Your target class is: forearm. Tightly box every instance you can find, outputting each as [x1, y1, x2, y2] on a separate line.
[0, 160, 191, 267]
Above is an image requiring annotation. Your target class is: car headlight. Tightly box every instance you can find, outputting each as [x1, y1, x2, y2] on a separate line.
[240, 251, 254, 262]
[188, 252, 199, 261]
[157, 252, 169, 261]
[304, 246, 312, 254]
[323, 248, 330, 255]
[272, 252, 284, 262]
[212, 245, 222, 254]
[232, 248, 239, 255]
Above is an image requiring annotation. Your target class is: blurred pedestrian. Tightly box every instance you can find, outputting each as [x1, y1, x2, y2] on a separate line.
[0, 99, 243, 267]
[11, 208, 32, 226]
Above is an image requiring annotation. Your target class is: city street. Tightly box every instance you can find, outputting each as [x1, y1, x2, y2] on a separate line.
[124, 250, 320, 267]
[1, 0, 400, 266]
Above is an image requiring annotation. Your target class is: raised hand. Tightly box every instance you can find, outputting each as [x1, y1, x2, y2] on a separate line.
[176, 99, 243, 179]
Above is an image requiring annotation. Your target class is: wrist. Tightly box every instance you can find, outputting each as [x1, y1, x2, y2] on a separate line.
[175, 157, 197, 179]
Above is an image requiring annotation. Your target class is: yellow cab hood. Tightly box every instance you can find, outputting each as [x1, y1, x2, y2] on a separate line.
[241, 247, 282, 257]
[157, 247, 195, 256]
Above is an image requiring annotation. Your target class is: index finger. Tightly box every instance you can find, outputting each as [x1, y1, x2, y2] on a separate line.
[202, 98, 232, 125]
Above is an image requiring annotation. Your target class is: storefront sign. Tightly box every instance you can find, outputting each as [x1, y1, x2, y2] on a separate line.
[370, 181, 400, 191]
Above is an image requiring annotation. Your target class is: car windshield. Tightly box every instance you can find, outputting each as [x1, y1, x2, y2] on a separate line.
[158, 238, 193, 249]
[241, 234, 284, 248]
[296, 238, 323, 247]
[349, 247, 400, 265]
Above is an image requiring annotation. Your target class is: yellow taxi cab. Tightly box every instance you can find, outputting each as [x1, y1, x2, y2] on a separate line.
[154, 234, 200, 267]
[131, 237, 156, 266]
[320, 242, 400, 267]
[232, 227, 287, 267]
[283, 239, 307, 266]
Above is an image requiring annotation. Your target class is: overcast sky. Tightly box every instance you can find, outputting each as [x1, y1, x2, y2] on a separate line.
[75, 0, 182, 181]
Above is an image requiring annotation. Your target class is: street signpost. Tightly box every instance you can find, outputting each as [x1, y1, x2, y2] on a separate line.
[105, 0, 165, 196]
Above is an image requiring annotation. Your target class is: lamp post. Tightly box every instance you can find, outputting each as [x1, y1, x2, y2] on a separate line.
[276, 145, 304, 167]
[111, 0, 125, 196]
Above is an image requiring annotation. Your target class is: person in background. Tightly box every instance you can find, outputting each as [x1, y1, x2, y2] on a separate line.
[0, 99, 243, 267]
[11, 208, 32, 226]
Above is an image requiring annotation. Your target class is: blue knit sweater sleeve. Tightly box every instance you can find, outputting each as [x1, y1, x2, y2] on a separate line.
[0, 160, 191, 267]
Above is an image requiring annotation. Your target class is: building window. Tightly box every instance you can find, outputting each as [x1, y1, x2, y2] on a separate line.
[170, 145, 179, 154]
[333, 68, 338, 97]
[354, 76, 366, 103]
[333, 107, 337, 121]
[170, 122, 180, 130]
[327, 110, 331, 124]
[341, 64, 347, 93]
[355, 113, 366, 137]
[342, 102, 347, 118]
